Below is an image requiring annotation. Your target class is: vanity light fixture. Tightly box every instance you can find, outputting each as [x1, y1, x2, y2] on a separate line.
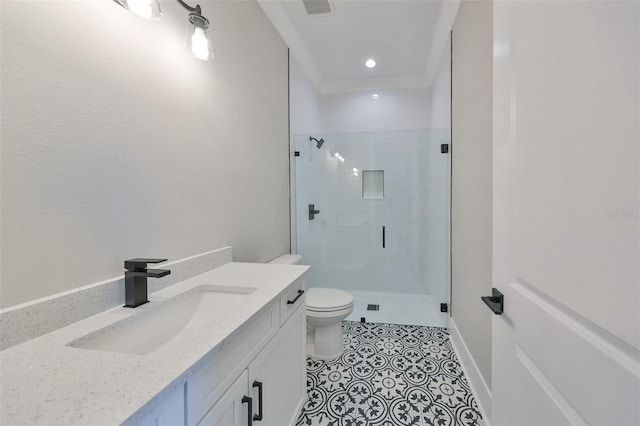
[178, 0, 213, 60]
[113, 0, 213, 60]
[114, 0, 161, 20]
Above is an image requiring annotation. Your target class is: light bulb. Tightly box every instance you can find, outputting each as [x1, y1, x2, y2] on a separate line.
[191, 26, 210, 60]
[365, 59, 376, 68]
[117, 0, 161, 20]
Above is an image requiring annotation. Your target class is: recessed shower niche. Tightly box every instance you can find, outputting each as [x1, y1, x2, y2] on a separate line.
[362, 170, 384, 200]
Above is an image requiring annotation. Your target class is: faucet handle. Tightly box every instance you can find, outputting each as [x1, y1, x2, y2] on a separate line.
[124, 258, 168, 272]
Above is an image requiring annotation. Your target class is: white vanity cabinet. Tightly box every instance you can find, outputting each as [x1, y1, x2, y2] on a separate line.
[198, 370, 251, 426]
[247, 303, 306, 426]
[189, 281, 306, 426]
[135, 383, 186, 426]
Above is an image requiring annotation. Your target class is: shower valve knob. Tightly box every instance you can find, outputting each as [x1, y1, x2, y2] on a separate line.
[309, 204, 320, 220]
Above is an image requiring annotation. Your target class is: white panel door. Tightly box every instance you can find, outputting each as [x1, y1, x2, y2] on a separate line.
[491, 1, 639, 425]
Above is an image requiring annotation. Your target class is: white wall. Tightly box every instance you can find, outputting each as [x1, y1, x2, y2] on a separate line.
[289, 55, 322, 137]
[451, 0, 493, 388]
[430, 37, 452, 131]
[320, 88, 431, 133]
[0, 0, 290, 308]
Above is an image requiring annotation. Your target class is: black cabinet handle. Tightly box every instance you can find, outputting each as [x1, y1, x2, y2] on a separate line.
[287, 289, 305, 305]
[382, 226, 386, 248]
[252, 381, 263, 421]
[242, 396, 253, 426]
[481, 288, 504, 315]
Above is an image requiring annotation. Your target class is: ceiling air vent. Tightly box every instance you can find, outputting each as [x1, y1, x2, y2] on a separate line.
[302, 0, 333, 15]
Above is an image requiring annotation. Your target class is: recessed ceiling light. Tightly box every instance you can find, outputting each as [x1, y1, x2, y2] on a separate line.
[372, 93, 379, 99]
[365, 59, 376, 68]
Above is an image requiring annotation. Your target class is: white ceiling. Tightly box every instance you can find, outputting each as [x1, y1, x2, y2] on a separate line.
[258, 0, 461, 94]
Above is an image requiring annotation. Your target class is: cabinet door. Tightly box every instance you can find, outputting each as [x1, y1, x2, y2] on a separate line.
[187, 304, 278, 425]
[197, 370, 250, 426]
[248, 306, 305, 426]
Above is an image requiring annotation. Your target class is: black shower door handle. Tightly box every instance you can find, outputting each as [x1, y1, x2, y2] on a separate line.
[382, 226, 386, 248]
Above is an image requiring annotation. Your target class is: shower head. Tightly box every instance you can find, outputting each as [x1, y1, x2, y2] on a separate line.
[310, 137, 325, 149]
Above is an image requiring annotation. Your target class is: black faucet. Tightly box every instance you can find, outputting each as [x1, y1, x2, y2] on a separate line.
[123, 258, 171, 308]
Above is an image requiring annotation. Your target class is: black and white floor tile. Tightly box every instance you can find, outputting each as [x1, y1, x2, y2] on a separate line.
[296, 321, 485, 426]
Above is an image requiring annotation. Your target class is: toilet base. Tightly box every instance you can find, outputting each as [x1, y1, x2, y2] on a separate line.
[306, 322, 345, 361]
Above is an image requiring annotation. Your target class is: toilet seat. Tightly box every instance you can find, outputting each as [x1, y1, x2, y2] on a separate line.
[307, 304, 352, 313]
[306, 305, 353, 320]
[306, 288, 353, 312]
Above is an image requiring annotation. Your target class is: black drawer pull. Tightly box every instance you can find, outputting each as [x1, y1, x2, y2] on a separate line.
[242, 396, 253, 426]
[253, 381, 263, 421]
[287, 289, 305, 305]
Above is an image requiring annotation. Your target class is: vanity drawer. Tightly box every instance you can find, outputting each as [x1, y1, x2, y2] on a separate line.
[187, 302, 278, 425]
[279, 277, 305, 325]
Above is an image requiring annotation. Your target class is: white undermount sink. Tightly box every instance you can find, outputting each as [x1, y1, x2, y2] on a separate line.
[68, 285, 256, 355]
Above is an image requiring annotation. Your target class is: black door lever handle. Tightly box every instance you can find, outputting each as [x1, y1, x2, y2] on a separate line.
[481, 288, 504, 315]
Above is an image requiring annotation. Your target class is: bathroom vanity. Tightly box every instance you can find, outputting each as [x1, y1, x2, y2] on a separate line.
[139, 278, 306, 426]
[0, 259, 308, 426]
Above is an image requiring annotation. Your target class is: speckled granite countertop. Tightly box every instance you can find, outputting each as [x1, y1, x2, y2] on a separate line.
[0, 262, 309, 425]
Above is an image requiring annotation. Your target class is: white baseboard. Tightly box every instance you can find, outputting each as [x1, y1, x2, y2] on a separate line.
[449, 317, 492, 424]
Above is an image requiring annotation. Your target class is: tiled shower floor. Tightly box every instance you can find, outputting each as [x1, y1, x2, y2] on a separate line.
[345, 291, 449, 328]
[295, 321, 485, 426]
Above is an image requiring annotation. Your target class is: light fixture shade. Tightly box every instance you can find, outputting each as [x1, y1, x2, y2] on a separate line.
[113, 0, 162, 20]
[188, 13, 214, 61]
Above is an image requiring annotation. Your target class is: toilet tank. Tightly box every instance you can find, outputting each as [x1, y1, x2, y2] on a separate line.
[268, 254, 302, 265]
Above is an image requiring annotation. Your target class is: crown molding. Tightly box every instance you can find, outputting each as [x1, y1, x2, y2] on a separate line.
[257, 0, 324, 90]
[260, 0, 461, 94]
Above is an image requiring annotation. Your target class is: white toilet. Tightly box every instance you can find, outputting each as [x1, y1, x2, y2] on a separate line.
[268, 254, 354, 361]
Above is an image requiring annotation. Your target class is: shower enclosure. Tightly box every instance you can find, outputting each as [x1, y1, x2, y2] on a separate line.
[292, 129, 450, 327]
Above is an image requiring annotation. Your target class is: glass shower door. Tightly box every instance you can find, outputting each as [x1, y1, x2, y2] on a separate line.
[293, 129, 450, 327]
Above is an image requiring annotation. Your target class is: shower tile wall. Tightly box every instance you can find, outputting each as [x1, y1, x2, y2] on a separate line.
[295, 130, 450, 326]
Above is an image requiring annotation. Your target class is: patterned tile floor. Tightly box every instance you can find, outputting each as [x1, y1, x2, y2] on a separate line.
[296, 321, 485, 426]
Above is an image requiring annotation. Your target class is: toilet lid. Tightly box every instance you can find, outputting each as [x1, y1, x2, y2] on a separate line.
[306, 288, 353, 312]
